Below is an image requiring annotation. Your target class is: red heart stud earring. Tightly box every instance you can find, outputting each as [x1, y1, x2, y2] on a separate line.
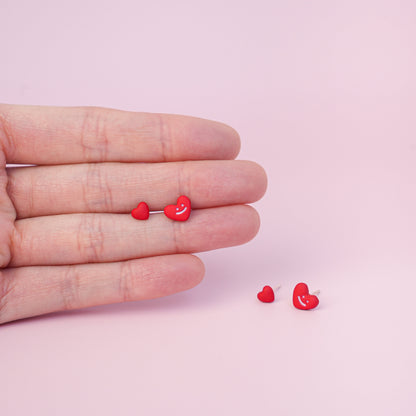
[257, 285, 281, 303]
[292, 282, 320, 310]
[164, 196, 191, 221]
[131, 202, 150, 220]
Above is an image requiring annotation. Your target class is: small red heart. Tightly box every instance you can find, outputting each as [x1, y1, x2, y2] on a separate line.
[293, 282, 319, 310]
[131, 202, 149, 220]
[164, 196, 191, 221]
[257, 285, 275, 303]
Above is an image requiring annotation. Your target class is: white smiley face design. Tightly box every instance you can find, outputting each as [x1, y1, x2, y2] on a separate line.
[293, 282, 319, 310]
[176, 203, 188, 216]
[297, 295, 309, 308]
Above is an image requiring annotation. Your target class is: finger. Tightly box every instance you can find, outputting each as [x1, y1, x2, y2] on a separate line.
[0, 104, 240, 165]
[0, 151, 15, 268]
[0, 254, 204, 324]
[7, 160, 267, 218]
[10, 205, 260, 267]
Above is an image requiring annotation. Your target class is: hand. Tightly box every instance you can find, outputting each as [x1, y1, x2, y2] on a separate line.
[0, 105, 267, 324]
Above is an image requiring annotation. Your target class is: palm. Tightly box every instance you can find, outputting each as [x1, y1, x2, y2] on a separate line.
[0, 105, 266, 324]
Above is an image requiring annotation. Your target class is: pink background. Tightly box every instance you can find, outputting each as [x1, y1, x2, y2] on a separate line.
[1, 0, 416, 414]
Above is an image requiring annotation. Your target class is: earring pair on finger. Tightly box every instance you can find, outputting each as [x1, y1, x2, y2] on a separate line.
[131, 195, 191, 222]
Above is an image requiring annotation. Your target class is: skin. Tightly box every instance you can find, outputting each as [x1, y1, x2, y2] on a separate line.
[0, 104, 267, 324]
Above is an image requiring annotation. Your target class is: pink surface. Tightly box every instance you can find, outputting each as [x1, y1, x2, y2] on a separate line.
[1, 0, 416, 414]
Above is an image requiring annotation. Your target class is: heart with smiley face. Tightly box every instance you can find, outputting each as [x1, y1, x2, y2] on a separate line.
[164, 196, 191, 221]
[292, 282, 319, 310]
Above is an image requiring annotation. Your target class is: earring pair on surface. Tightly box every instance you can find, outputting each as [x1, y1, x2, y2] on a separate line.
[257, 283, 320, 310]
[131, 195, 191, 222]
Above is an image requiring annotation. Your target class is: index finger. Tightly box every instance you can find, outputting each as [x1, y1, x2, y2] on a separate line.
[0, 104, 240, 165]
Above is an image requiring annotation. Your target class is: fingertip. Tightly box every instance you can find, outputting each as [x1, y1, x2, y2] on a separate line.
[193, 118, 241, 160]
[239, 160, 268, 202]
[157, 254, 205, 295]
[187, 254, 206, 286]
[255, 162, 268, 198]
[242, 204, 261, 243]
[166, 114, 241, 161]
[214, 122, 241, 160]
